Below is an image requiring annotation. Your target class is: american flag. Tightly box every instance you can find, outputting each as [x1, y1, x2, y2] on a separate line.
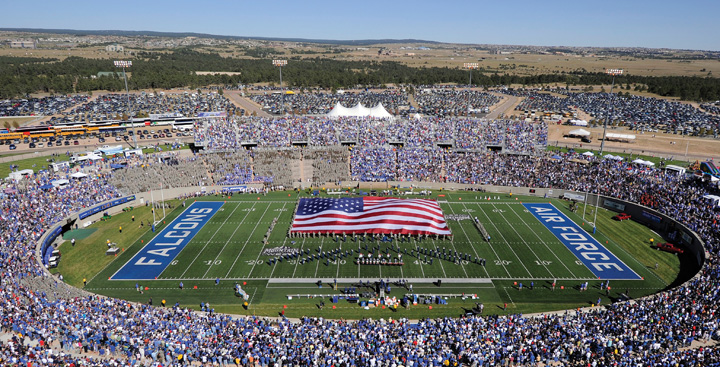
[290, 197, 452, 236]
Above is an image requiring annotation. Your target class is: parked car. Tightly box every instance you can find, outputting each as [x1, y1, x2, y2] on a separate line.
[9, 144, 16, 150]
[655, 242, 684, 254]
[29, 143, 36, 148]
[73, 141, 79, 145]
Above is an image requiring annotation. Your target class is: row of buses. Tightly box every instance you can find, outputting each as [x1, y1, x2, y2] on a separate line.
[0, 118, 197, 142]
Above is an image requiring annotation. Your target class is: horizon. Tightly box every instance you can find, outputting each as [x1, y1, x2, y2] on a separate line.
[1, 0, 718, 52]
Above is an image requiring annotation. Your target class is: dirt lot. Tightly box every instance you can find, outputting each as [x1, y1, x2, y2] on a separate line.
[548, 124, 720, 162]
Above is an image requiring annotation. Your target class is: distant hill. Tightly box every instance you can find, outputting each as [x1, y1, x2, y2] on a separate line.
[0, 28, 441, 46]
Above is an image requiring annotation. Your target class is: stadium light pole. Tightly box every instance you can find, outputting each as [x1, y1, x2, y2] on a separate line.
[114, 60, 137, 148]
[599, 69, 623, 157]
[273, 59, 287, 114]
[463, 63, 478, 118]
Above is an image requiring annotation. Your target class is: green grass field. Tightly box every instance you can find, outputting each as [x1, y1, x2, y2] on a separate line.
[56, 191, 682, 319]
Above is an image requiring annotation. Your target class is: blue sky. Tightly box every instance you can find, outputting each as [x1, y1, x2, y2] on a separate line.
[2, 0, 718, 51]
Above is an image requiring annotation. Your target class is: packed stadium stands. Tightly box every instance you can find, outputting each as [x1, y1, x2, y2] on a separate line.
[2, 92, 720, 366]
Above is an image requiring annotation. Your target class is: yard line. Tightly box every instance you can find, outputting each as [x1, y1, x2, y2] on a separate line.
[413, 238, 426, 278]
[429, 239, 448, 278]
[357, 239, 361, 278]
[248, 203, 287, 278]
[563, 207, 668, 286]
[226, 203, 272, 278]
[267, 236, 289, 279]
[446, 202, 491, 278]
[291, 237, 307, 278]
[313, 237, 325, 278]
[491, 203, 554, 277]
[202, 202, 264, 278]
[179, 202, 244, 279]
[506, 204, 578, 278]
[335, 241, 343, 279]
[460, 202, 503, 277]
[475, 203, 533, 277]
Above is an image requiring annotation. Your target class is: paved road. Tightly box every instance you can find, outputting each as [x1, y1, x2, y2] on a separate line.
[225, 91, 271, 118]
[486, 94, 519, 119]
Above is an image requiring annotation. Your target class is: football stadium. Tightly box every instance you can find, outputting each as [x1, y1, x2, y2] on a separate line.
[2, 19, 720, 367]
[6, 102, 715, 365]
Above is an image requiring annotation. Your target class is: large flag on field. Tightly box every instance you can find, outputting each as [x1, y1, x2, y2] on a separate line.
[290, 197, 451, 235]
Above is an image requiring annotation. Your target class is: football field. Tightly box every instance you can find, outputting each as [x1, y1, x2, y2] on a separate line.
[111, 195, 638, 282]
[70, 191, 676, 318]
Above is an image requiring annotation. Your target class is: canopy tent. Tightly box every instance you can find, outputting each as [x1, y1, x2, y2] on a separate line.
[51, 179, 69, 188]
[603, 154, 624, 161]
[581, 151, 595, 156]
[38, 184, 54, 190]
[569, 119, 588, 126]
[632, 159, 655, 167]
[567, 129, 590, 137]
[70, 172, 88, 179]
[550, 154, 563, 160]
[605, 133, 636, 142]
[327, 102, 394, 120]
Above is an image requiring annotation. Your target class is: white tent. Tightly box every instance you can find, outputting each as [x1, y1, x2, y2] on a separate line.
[632, 159, 655, 167]
[606, 133, 636, 141]
[568, 129, 591, 137]
[326, 102, 349, 118]
[582, 151, 595, 156]
[413, 113, 422, 120]
[51, 179, 70, 188]
[570, 119, 588, 126]
[70, 172, 88, 179]
[347, 103, 372, 116]
[327, 102, 394, 120]
[370, 103, 394, 119]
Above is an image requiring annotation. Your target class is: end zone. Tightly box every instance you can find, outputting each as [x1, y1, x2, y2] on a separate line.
[111, 201, 224, 280]
[523, 203, 641, 280]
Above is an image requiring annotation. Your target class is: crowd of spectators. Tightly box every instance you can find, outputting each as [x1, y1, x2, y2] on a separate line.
[52, 92, 239, 125]
[4, 124, 720, 365]
[504, 89, 720, 136]
[251, 91, 409, 115]
[0, 95, 89, 118]
[197, 116, 546, 155]
[412, 90, 500, 117]
[306, 147, 350, 187]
